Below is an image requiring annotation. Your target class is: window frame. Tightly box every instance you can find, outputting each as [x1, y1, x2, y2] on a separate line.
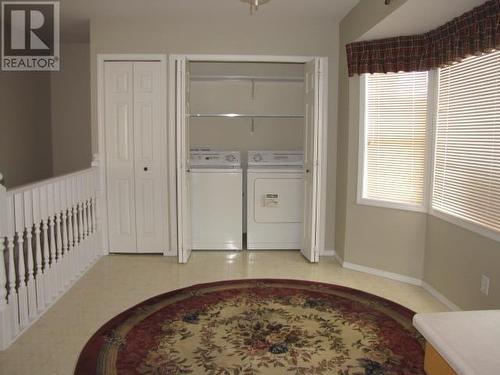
[357, 72, 435, 214]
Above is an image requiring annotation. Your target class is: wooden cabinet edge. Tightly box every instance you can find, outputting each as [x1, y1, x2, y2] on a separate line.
[424, 342, 457, 375]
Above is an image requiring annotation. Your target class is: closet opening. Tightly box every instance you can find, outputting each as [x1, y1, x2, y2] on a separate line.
[170, 55, 328, 264]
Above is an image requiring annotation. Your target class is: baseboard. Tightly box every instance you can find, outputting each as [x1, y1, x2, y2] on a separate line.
[163, 250, 177, 257]
[320, 253, 461, 312]
[422, 282, 461, 311]
[319, 249, 337, 256]
[320, 250, 343, 265]
[342, 261, 423, 286]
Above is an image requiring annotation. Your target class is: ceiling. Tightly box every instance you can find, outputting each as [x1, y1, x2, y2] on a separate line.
[360, 0, 487, 41]
[59, 0, 360, 42]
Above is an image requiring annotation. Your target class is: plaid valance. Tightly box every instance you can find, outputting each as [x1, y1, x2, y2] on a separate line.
[346, 0, 500, 76]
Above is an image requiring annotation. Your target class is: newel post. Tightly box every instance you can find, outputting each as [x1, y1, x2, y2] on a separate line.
[92, 154, 107, 255]
[0, 173, 11, 349]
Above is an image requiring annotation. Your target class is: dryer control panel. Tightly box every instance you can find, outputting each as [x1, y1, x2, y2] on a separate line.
[248, 151, 304, 166]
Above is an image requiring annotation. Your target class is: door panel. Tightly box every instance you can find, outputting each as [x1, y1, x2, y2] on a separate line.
[133, 62, 165, 253]
[176, 58, 192, 263]
[104, 62, 137, 253]
[302, 59, 320, 262]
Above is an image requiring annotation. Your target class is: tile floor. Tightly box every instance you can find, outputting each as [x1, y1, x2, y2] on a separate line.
[0, 251, 448, 374]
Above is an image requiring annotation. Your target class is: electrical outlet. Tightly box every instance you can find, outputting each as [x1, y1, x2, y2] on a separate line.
[480, 274, 490, 296]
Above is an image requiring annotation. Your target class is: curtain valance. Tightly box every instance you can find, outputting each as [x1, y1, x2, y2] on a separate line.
[346, 0, 500, 76]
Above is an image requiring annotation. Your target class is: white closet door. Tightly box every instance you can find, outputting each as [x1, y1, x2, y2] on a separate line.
[133, 62, 165, 253]
[104, 62, 137, 252]
[302, 58, 321, 263]
[176, 58, 192, 263]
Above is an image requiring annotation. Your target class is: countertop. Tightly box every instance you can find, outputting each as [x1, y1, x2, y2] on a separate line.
[413, 310, 500, 375]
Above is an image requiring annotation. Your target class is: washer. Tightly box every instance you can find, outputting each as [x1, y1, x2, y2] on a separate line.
[190, 151, 242, 250]
[247, 151, 304, 250]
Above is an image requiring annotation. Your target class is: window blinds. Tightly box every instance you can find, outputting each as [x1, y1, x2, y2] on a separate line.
[364, 72, 429, 206]
[433, 50, 500, 233]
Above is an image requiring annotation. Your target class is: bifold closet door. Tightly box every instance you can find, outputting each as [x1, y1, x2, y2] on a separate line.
[105, 62, 137, 252]
[104, 61, 165, 253]
[302, 58, 322, 263]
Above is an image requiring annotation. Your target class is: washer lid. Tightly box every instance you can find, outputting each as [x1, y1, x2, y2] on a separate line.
[190, 151, 241, 168]
[248, 151, 304, 167]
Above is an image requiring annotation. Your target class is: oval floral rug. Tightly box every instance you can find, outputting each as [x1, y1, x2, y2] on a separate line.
[75, 279, 425, 375]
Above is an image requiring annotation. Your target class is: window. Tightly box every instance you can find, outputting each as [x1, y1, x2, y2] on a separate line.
[359, 71, 430, 211]
[432, 51, 500, 235]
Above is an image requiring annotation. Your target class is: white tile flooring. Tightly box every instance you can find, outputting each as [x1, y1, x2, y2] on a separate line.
[0, 251, 448, 374]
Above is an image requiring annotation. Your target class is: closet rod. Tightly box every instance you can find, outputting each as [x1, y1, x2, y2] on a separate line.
[188, 113, 305, 119]
[190, 75, 304, 82]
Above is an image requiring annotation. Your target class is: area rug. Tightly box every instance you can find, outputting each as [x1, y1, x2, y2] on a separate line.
[75, 279, 425, 374]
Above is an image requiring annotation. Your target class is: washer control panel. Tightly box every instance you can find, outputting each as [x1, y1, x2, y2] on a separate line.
[190, 151, 241, 168]
[248, 151, 304, 166]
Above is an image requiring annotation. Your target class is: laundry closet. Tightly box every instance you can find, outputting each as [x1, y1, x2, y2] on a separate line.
[172, 55, 327, 263]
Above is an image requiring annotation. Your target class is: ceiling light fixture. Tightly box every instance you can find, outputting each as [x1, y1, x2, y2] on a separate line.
[241, 0, 271, 14]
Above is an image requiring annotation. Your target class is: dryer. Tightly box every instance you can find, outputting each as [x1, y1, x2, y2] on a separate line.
[190, 151, 243, 250]
[247, 151, 304, 249]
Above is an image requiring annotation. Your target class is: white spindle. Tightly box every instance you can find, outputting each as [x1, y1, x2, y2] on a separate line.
[40, 185, 52, 305]
[0, 174, 10, 349]
[77, 178, 85, 269]
[54, 183, 63, 293]
[14, 194, 29, 327]
[84, 174, 91, 265]
[0, 236, 10, 350]
[86, 175, 92, 236]
[66, 179, 74, 281]
[5, 198, 19, 337]
[47, 184, 57, 300]
[72, 178, 80, 274]
[59, 181, 69, 288]
[23, 192, 37, 319]
[32, 188, 45, 311]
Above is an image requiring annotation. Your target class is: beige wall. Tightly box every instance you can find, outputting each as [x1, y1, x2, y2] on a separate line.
[90, 16, 340, 250]
[335, 0, 427, 280]
[51, 43, 92, 176]
[425, 216, 500, 309]
[0, 72, 53, 188]
[0, 43, 91, 188]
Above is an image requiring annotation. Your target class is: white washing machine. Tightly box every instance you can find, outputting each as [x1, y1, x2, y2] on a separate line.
[191, 151, 243, 250]
[247, 151, 304, 250]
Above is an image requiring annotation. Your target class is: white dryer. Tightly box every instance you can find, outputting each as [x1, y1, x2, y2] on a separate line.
[190, 151, 243, 250]
[247, 151, 304, 250]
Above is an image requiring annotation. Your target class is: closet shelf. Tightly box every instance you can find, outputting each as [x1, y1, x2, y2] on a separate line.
[190, 75, 304, 83]
[188, 113, 305, 119]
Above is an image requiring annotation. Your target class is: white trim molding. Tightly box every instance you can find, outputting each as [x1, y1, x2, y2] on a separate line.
[320, 249, 343, 265]
[342, 261, 423, 286]
[430, 208, 500, 243]
[335, 257, 462, 311]
[422, 282, 461, 311]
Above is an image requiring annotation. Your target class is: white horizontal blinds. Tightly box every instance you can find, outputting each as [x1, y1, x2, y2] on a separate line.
[433, 50, 500, 232]
[365, 72, 429, 206]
